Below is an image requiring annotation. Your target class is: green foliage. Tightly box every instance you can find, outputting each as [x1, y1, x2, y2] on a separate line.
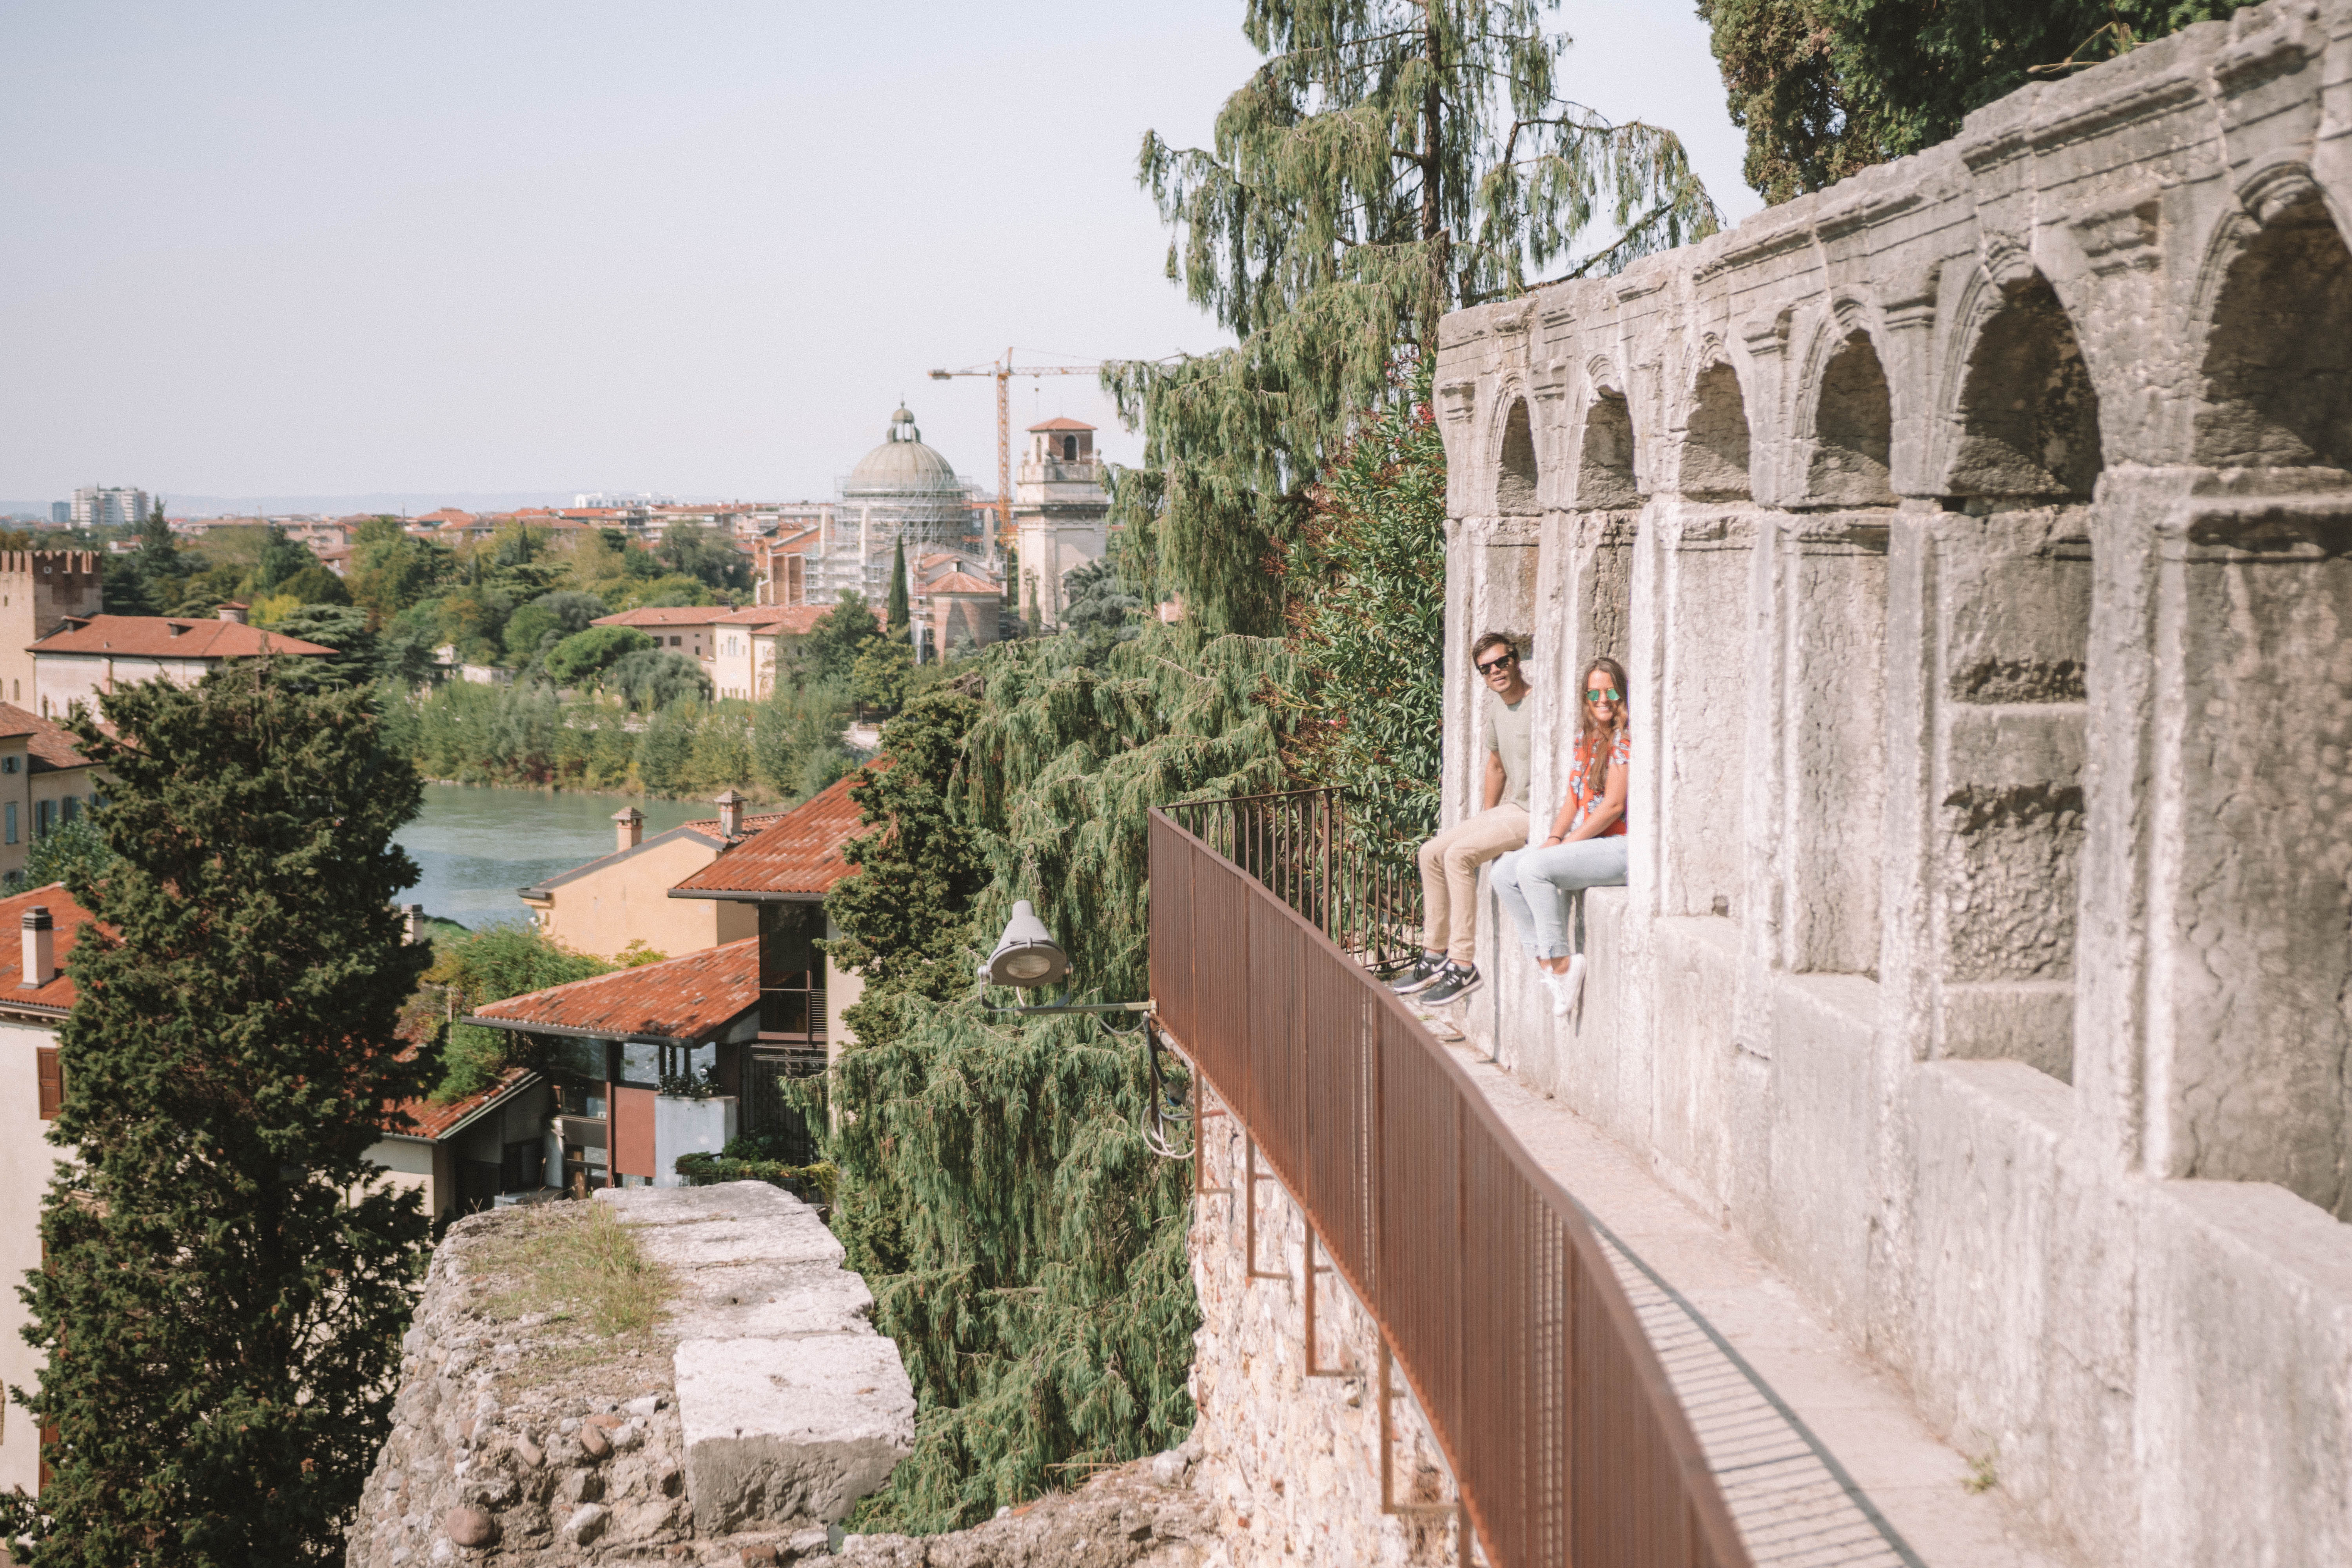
[1058, 557, 1144, 645]
[804, 590, 885, 681]
[633, 701, 701, 793]
[1699, 0, 2258, 202]
[279, 565, 349, 606]
[751, 677, 855, 800]
[544, 624, 655, 687]
[1108, 0, 1717, 632]
[347, 519, 453, 621]
[1, 660, 433, 1564]
[1273, 369, 1448, 850]
[425, 921, 613, 1102]
[503, 601, 564, 665]
[851, 637, 915, 714]
[654, 520, 750, 593]
[885, 537, 911, 633]
[819, 625, 1295, 1531]
[22, 815, 118, 891]
[603, 648, 713, 711]
[271, 604, 382, 688]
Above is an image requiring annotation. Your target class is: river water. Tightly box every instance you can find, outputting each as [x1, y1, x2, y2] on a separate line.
[391, 784, 715, 930]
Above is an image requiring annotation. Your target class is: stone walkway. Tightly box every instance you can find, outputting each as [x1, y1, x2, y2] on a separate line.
[1440, 1042, 2077, 1568]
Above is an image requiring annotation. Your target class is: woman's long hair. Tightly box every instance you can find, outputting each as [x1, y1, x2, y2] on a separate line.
[1579, 657, 1630, 760]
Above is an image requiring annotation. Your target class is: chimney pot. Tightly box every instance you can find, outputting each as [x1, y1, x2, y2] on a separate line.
[712, 789, 746, 839]
[613, 806, 645, 853]
[21, 905, 55, 988]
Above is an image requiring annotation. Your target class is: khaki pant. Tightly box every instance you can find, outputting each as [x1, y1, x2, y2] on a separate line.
[1416, 805, 1530, 965]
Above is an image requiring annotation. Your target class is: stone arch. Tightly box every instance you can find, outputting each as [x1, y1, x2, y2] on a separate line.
[2194, 172, 2352, 471]
[1682, 359, 1751, 500]
[1495, 396, 1541, 514]
[1574, 383, 1640, 509]
[1802, 317, 1895, 506]
[1945, 272, 2103, 499]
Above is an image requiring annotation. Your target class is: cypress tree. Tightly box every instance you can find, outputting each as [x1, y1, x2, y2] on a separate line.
[1105, 0, 1719, 632]
[885, 536, 911, 635]
[0, 660, 435, 1565]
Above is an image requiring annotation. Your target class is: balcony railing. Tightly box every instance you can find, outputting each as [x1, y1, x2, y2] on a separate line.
[1150, 793, 1749, 1568]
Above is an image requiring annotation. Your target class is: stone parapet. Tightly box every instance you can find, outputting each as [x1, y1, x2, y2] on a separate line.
[1429, 2, 2352, 1563]
[344, 1182, 913, 1566]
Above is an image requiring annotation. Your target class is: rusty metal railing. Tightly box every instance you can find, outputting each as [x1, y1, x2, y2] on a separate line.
[1163, 788, 1424, 971]
[1151, 797, 1750, 1568]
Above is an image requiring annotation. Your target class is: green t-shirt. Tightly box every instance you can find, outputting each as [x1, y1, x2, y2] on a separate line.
[1482, 691, 1533, 811]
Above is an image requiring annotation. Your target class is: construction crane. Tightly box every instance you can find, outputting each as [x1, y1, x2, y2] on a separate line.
[929, 349, 1101, 557]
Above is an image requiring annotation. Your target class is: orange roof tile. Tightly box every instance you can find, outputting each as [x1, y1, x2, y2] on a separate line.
[0, 883, 99, 1015]
[668, 772, 865, 901]
[467, 937, 759, 1042]
[29, 615, 335, 660]
[921, 572, 1002, 596]
[0, 703, 97, 771]
[1028, 416, 1095, 432]
[382, 1065, 539, 1142]
[592, 606, 726, 629]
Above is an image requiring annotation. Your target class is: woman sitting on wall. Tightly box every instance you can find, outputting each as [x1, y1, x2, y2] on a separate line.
[1493, 657, 1630, 1016]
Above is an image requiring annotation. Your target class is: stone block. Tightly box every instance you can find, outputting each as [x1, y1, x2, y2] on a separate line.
[674, 1334, 915, 1534]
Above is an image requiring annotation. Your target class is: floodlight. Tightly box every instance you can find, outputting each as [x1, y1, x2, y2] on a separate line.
[979, 900, 1069, 989]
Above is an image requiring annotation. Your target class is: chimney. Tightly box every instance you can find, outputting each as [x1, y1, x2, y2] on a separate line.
[20, 906, 54, 988]
[218, 601, 248, 624]
[712, 788, 746, 839]
[613, 806, 644, 853]
[402, 904, 425, 944]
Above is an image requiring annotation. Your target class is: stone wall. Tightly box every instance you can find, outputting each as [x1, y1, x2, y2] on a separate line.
[1181, 1112, 1463, 1568]
[345, 1183, 915, 1566]
[1430, 4, 2352, 1563]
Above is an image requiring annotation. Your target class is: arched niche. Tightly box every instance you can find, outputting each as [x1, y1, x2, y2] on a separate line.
[1947, 273, 2104, 499]
[2196, 189, 2352, 471]
[1495, 398, 1541, 514]
[1806, 329, 1895, 506]
[1575, 391, 1640, 509]
[1682, 361, 1751, 500]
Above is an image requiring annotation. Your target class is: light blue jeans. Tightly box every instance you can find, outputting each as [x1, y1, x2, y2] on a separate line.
[1492, 837, 1628, 962]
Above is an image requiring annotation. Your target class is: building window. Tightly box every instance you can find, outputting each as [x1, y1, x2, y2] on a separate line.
[36, 1046, 61, 1120]
[5, 803, 16, 844]
[60, 797, 76, 825]
[2, 755, 15, 774]
[36, 800, 53, 838]
[670, 635, 682, 647]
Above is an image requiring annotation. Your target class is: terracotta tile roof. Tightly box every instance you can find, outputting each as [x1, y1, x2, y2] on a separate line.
[1027, 416, 1096, 431]
[382, 1065, 538, 1142]
[0, 883, 99, 1014]
[29, 615, 335, 659]
[0, 704, 96, 771]
[679, 809, 787, 839]
[921, 572, 1002, 596]
[668, 772, 866, 900]
[592, 606, 726, 629]
[466, 937, 759, 1043]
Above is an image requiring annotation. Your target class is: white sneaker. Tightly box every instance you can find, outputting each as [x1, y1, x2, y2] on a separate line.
[1538, 970, 1570, 1017]
[1561, 955, 1587, 1014]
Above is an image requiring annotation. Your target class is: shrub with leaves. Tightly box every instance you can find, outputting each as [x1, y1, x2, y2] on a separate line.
[818, 624, 1294, 1531]
[425, 922, 613, 1101]
[1273, 369, 1448, 851]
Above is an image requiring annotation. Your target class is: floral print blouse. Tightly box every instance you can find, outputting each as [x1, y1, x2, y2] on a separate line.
[1565, 726, 1630, 838]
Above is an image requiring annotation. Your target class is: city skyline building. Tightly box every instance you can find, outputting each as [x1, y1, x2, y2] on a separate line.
[69, 486, 148, 529]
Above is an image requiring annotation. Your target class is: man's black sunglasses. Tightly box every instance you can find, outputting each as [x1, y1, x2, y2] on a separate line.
[1476, 652, 1518, 674]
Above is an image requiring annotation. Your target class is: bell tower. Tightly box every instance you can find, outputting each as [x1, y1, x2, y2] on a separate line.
[0, 552, 102, 711]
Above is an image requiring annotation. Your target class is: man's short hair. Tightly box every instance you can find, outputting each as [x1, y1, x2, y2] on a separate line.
[1471, 631, 1519, 665]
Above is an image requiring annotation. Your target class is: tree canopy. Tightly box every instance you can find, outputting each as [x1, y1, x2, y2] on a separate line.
[1699, 0, 2261, 203]
[2, 660, 432, 1564]
[1107, 0, 1717, 632]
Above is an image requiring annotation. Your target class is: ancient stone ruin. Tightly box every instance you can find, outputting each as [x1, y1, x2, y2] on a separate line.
[1431, 3, 2352, 1563]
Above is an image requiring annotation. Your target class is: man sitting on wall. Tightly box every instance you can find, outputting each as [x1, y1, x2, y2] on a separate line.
[1391, 630, 1533, 1005]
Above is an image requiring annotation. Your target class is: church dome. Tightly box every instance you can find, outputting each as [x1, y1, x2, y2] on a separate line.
[846, 406, 961, 493]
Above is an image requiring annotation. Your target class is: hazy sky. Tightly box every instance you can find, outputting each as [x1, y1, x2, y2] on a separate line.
[0, 1, 1761, 510]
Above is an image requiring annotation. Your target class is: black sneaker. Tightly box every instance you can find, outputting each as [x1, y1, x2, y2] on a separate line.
[1387, 952, 1447, 994]
[1417, 962, 1481, 1005]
